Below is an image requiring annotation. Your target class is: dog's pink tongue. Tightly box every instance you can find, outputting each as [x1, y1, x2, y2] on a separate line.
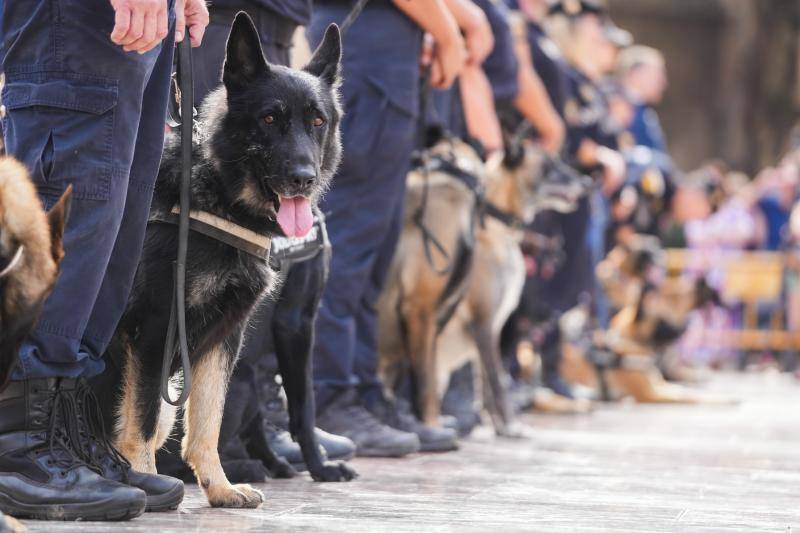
[277, 196, 313, 237]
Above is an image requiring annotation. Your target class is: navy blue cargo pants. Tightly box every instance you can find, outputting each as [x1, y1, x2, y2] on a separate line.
[308, 3, 422, 399]
[2, 0, 175, 379]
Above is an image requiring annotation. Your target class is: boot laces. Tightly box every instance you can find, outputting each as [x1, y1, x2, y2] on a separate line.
[74, 383, 131, 482]
[40, 389, 84, 476]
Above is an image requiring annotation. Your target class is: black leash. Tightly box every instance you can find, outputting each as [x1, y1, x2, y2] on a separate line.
[158, 1, 373, 407]
[160, 37, 194, 407]
[412, 65, 454, 276]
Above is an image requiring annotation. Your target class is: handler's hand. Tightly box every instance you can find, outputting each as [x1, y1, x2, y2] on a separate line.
[431, 33, 467, 89]
[461, 2, 493, 65]
[175, 0, 210, 47]
[110, 0, 169, 54]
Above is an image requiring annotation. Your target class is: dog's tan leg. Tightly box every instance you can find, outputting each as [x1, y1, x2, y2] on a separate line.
[153, 398, 177, 451]
[402, 301, 441, 427]
[115, 349, 159, 474]
[182, 344, 263, 508]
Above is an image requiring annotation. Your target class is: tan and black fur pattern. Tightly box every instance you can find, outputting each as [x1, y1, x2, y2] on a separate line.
[0, 157, 71, 389]
[436, 143, 583, 435]
[92, 14, 344, 508]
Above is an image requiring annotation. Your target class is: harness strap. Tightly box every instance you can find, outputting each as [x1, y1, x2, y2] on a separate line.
[150, 207, 272, 261]
[483, 202, 524, 229]
[0, 245, 24, 278]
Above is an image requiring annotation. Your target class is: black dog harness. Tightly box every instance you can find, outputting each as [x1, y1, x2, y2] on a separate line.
[268, 212, 330, 271]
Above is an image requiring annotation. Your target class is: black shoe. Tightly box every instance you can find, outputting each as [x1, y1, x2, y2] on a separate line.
[262, 377, 356, 470]
[0, 378, 146, 521]
[362, 390, 458, 453]
[316, 389, 419, 457]
[73, 381, 184, 512]
[442, 364, 482, 437]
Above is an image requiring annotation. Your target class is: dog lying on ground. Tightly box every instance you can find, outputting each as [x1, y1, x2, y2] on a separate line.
[563, 237, 728, 403]
[435, 141, 585, 435]
[94, 14, 343, 508]
[0, 158, 71, 390]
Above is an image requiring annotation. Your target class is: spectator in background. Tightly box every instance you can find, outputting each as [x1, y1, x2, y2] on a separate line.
[618, 45, 669, 154]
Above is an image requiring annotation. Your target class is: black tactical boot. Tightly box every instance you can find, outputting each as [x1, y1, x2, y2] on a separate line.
[361, 387, 458, 453]
[316, 389, 420, 458]
[72, 381, 184, 512]
[0, 378, 146, 521]
[262, 376, 356, 470]
[441, 363, 482, 437]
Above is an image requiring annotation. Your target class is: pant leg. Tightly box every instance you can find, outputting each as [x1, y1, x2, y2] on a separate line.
[2, 0, 172, 379]
[353, 185, 408, 388]
[308, 4, 422, 390]
[81, 19, 176, 361]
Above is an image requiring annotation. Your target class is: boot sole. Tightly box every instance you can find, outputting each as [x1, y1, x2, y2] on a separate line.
[355, 444, 420, 458]
[145, 482, 185, 512]
[0, 492, 145, 521]
[419, 439, 459, 453]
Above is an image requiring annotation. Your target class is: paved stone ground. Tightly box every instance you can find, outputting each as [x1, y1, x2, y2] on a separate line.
[19, 372, 800, 532]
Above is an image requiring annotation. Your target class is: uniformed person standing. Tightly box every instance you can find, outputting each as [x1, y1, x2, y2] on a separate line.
[0, 0, 209, 521]
[509, 0, 626, 398]
[309, 0, 467, 457]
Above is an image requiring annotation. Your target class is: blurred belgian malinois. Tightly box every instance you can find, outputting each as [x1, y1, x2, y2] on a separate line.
[0, 157, 71, 390]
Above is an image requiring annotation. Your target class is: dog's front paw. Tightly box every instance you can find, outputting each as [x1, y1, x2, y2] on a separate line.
[310, 461, 358, 482]
[495, 422, 528, 440]
[208, 483, 264, 508]
[266, 457, 297, 479]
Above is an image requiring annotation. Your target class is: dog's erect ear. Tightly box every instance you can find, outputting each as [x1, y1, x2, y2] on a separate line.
[46, 185, 72, 265]
[223, 12, 270, 92]
[304, 24, 342, 86]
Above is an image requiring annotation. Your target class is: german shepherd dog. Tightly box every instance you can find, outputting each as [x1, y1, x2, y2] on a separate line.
[435, 142, 585, 435]
[564, 237, 727, 403]
[0, 158, 71, 390]
[379, 137, 585, 434]
[99, 14, 343, 508]
[377, 135, 486, 431]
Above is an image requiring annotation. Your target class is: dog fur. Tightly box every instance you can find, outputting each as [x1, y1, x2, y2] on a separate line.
[377, 136, 486, 427]
[98, 14, 343, 508]
[0, 158, 71, 389]
[435, 143, 584, 435]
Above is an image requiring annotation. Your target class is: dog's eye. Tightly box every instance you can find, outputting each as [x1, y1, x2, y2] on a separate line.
[312, 116, 326, 127]
[264, 115, 275, 125]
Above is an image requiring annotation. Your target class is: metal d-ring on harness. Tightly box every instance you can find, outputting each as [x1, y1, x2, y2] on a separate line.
[157, 1, 371, 407]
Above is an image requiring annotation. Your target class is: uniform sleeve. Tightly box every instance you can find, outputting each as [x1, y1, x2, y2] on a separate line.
[474, 0, 520, 102]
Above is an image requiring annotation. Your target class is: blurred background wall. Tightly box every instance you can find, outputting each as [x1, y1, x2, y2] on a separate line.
[608, 0, 800, 175]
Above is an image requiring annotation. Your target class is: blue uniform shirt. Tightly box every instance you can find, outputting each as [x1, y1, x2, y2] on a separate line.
[629, 103, 668, 153]
[526, 21, 570, 117]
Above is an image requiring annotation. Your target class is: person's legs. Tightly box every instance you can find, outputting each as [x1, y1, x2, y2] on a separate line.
[4, 0, 167, 380]
[308, 4, 423, 457]
[0, 0, 175, 519]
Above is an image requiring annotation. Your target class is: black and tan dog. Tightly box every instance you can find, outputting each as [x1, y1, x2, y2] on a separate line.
[564, 237, 727, 403]
[0, 158, 71, 390]
[97, 14, 343, 508]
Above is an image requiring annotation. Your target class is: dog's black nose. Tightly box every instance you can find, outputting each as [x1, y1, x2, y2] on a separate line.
[288, 164, 316, 189]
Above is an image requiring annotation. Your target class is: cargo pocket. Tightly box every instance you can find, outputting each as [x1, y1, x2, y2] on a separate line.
[3, 76, 118, 200]
[340, 72, 418, 178]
